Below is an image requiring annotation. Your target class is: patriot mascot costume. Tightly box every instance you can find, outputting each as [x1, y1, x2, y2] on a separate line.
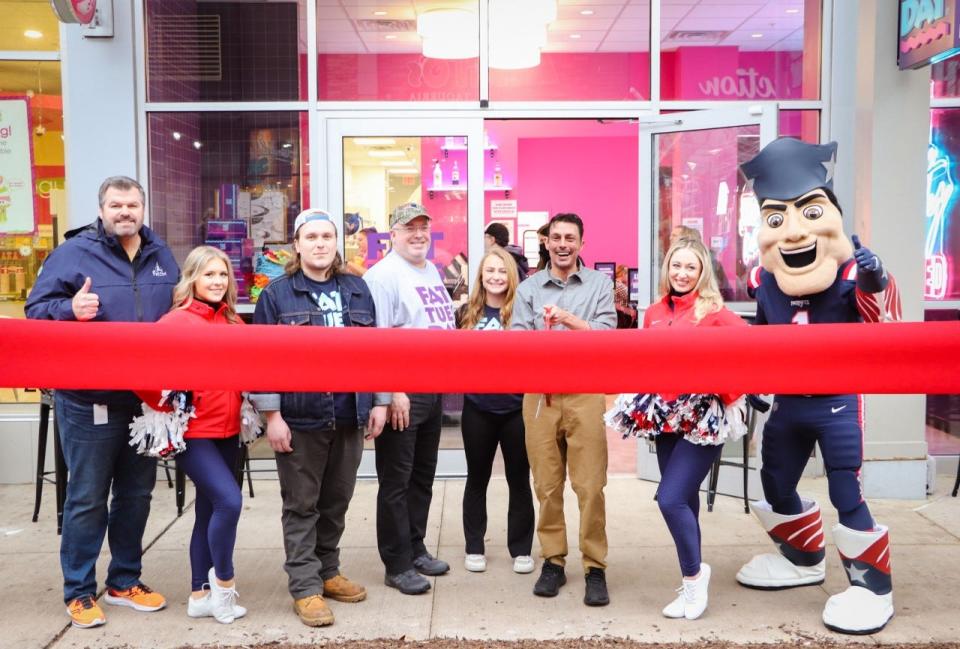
[736, 138, 900, 635]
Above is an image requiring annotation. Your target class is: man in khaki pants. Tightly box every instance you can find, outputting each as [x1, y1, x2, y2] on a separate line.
[511, 213, 616, 606]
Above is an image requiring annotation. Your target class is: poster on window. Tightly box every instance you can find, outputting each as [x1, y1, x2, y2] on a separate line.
[0, 99, 36, 234]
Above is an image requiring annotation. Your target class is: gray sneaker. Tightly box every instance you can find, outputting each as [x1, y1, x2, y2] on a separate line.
[413, 552, 450, 576]
[384, 569, 431, 595]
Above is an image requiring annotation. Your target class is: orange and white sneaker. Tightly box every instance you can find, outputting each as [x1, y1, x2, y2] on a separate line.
[103, 583, 167, 612]
[67, 595, 106, 628]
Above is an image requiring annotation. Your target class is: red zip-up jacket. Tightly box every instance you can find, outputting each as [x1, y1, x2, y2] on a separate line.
[643, 290, 747, 405]
[137, 300, 242, 439]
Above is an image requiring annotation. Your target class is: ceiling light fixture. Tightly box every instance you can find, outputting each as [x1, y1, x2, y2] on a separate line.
[751, 33, 764, 38]
[373, 10, 387, 16]
[384, 34, 397, 40]
[24, 30, 43, 39]
[417, 9, 480, 59]
[570, 33, 582, 39]
[580, 9, 594, 16]
[380, 160, 414, 166]
[367, 150, 406, 158]
[489, 0, 556, 70]
[785, 8, 800, 14]
[172, 131, 182, 141]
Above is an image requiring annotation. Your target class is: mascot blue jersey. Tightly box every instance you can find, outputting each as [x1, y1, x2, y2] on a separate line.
[748, 259, 895, 326]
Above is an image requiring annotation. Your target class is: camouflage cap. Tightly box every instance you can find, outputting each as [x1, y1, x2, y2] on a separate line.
[390, 202, 431, 228]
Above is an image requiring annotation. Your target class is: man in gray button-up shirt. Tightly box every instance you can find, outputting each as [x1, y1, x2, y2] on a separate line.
[511, 213, 616, 607]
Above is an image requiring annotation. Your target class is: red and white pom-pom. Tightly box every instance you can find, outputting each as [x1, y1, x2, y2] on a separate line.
[128, 390, 195, 458]
[604, 393, 671, 439]
[667, 394, 748, 446]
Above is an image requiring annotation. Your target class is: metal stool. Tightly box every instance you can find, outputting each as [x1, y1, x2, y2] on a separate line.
[32, 390, 68, 534]
[706, 395, 770, 514]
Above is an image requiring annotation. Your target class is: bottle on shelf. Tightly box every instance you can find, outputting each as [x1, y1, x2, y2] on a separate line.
[13, 265, 25, 294]
[433, 159, 443, 188]
[493, 163, 503, 187]
[451, 160, 460, 186]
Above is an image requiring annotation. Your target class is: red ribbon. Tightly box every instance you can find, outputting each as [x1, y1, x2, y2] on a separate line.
[1, 319, 958, 394]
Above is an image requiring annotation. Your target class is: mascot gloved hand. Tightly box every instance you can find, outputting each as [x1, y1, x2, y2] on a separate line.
[736, 137, 898, 635]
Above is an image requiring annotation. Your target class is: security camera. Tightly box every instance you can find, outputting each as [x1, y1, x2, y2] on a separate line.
[34, 124, 46, 137]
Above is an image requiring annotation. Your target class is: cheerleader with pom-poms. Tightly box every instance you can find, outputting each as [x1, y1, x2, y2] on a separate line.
[606, 236, 746, 620]
[132, 246, 257, 625]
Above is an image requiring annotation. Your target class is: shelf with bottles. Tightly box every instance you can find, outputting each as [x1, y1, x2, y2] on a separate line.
[440, 144, 499, 158]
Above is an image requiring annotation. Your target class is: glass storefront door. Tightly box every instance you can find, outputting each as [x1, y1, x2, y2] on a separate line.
[326, 118, 484, 476]
[637, 106, 777, 497]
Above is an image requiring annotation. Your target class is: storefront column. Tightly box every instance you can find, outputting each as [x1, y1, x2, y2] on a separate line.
[60, 2, 139, 229]
[829, 1, 929, 498]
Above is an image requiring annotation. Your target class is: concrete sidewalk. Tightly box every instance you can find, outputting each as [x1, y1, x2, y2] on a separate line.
[1, 474, 958, 649]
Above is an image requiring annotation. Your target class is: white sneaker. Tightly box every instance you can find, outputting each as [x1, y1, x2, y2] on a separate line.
[513, 555, 535, 574]
[464, 554, 487, 572]
[736, 553, 825, 589]
[662, 587, 686, 619]
[207, 567, 243, 624]
[187, 592, 247, 620]
[683, 563, 710, 620]
[822, 586, 894, 635]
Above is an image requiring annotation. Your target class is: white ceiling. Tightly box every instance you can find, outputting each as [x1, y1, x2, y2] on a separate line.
[315, 0, 808, 54]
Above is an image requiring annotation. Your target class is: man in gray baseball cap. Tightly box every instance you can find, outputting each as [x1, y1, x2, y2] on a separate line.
[363, 201, 455, 595]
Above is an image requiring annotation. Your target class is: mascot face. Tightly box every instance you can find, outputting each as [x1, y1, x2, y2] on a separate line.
[758, 189, 852, 296]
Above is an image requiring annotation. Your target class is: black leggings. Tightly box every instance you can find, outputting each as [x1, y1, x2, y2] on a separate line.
[460, 399, 535, 557]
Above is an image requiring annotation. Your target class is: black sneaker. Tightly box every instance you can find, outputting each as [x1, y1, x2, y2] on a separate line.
[384, 569, 431, 595]
[413, 552, 450, 576]
[584, 567, 610, 606]
[533, 561, 566, 597]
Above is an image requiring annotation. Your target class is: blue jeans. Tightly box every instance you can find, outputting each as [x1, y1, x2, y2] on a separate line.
[56, 394, 157, 603]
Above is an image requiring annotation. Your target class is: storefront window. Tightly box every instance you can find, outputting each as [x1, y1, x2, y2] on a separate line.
[318, 1, 480, 101]
[147, 111, 308, 304]
[932, 58, 960, 98]
[0, 1, 60, 51]
[778, 109, 819, 142]
[654, 124, 761, 302]
[341, 135, 468, 301]
[0, 60, 63, 318]
[927, 109, 960, 301]
[145, 0, 307, 102]
[488, 1, 651, 101]
[660, 0, 821, 101]
[482, 119, 638, 275]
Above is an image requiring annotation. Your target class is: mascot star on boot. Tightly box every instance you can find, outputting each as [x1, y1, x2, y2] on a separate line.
[735, 137, 899, 635]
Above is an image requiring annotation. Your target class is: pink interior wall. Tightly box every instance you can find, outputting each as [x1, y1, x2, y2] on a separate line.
[517, 135, 638, 269]
[319, 48, 806, 101]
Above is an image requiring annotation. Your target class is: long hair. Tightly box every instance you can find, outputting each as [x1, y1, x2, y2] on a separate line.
[657, 237, 723, 323]
[171, 246, 241, 323]
[459, 246, 520, 330]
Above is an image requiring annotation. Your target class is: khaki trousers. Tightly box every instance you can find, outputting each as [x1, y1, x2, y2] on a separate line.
[522, 392, 608, 571]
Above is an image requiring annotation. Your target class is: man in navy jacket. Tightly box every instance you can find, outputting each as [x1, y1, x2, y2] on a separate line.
[25, 176, 178, 629]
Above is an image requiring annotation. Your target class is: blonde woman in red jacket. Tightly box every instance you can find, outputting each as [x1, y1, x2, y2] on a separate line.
[641, 237, 746, 620]
[137, 246, 246, 624]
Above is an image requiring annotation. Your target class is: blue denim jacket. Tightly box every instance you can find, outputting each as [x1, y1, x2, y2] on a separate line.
[250, 270, 375, 431]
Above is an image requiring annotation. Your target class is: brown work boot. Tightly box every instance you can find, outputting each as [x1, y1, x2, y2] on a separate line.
[292, 594, 334, 627]
[323, 574, 367, 603]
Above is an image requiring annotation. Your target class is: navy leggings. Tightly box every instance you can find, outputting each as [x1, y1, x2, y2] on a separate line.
[655, 434, 722, 577]
[760, 395, 874, 531]
[176, 437, 242, 591]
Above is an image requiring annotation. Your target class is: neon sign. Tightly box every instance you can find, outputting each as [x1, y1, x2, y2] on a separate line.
[925, 142, 955, 299]
[899, 0, 960, 69]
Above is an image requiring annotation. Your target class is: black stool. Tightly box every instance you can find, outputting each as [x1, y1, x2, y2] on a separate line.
[706, 395, 770, 514]
[32, 390, 68, 534]
[953, 456, 959, 497]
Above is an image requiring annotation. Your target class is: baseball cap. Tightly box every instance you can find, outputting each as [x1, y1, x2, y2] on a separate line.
[293, 208, 336, 235]
[390, 202, 431, 228]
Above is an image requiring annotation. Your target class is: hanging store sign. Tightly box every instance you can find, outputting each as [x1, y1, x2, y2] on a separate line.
[0, 99, 37, 234]
[899, 0, 960, 69]
[50, 0, 97, 25]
